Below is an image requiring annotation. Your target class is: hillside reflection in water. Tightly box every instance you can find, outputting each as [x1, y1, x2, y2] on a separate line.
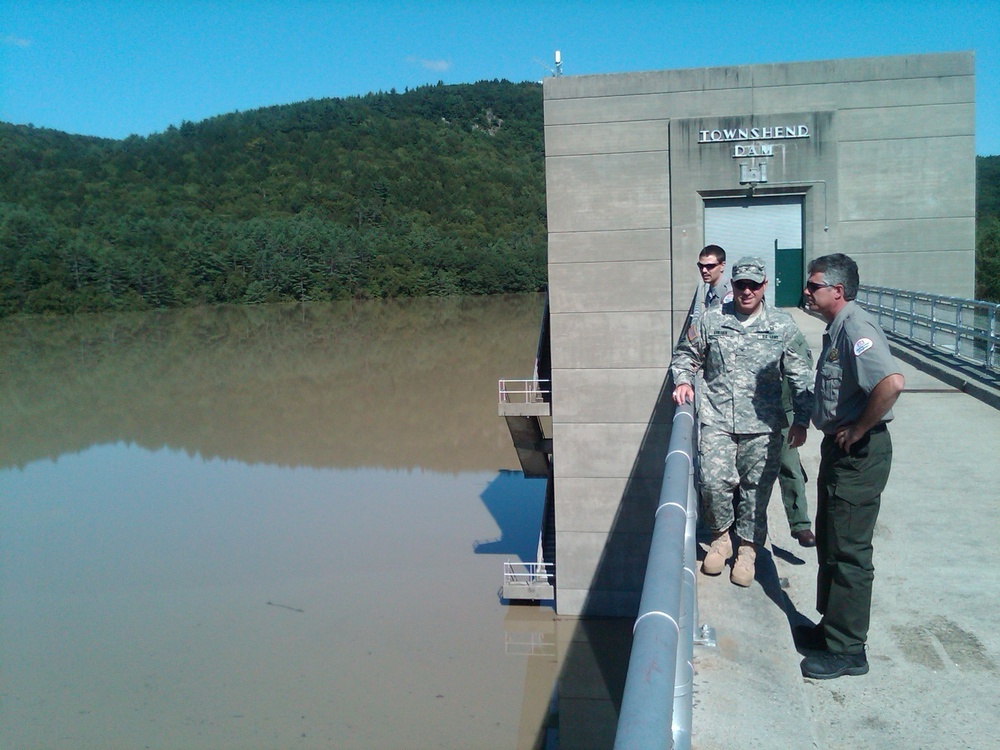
[1, 295, 614, 750]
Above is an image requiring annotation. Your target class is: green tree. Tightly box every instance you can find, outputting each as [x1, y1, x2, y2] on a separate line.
[0, 82, 549, 316]
[976, 215, 1000, 302]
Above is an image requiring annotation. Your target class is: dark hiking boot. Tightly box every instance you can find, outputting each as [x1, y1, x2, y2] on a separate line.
[800, 651, 869, 679]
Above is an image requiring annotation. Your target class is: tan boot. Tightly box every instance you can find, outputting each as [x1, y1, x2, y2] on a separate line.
[730, 542, 757, 587]
[702, 530, 733, 575]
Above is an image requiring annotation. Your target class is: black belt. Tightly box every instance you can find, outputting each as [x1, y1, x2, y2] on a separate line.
[824, 422, 887, 437]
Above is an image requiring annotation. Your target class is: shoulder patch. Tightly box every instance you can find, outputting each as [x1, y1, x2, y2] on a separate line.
[854, 337, 874, 356]
[722, 291, 734, 304]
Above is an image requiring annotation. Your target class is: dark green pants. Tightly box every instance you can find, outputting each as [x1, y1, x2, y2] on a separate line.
[816, 426, 892, 654]
[778, 427, 810, 533]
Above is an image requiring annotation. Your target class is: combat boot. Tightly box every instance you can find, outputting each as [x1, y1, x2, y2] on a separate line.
[701, 530, 732, 575]
[730, 542, 757, 587]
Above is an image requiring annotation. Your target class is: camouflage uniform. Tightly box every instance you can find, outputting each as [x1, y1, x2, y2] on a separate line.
[671, 300, 814, 545]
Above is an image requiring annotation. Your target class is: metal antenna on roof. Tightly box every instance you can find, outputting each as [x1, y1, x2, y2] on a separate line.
[534, 50, 563, 78]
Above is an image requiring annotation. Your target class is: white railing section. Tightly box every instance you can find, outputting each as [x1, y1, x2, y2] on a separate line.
[502, 561, 555, 602]
[857, 285, 1000, 372]
[503, 561, 554, 586]
[498, 378, 552, 405]
[504, 630, 556, 657]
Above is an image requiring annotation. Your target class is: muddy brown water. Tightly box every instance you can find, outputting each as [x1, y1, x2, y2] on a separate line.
[1, 295, 629, 750]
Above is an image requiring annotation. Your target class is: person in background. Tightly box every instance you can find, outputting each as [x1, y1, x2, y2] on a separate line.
[795, 253, 905, 680]
[680, 244, 732, 346]
[778, 340, 817, 548]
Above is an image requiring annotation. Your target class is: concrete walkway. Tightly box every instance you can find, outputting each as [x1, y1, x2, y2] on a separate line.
[691, 308, 1000, 750]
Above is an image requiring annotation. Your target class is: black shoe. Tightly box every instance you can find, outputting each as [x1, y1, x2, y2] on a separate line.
[800, 651, 869, 679]
[792, 529, 816, 547]
[792, 624, 826, 651]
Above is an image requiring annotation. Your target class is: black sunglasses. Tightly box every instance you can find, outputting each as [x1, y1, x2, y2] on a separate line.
[733, 280, 764, 291]
[697, 262, 721, 270]
[806, 281, 834, 293]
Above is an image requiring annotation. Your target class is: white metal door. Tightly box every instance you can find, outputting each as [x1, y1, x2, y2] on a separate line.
[703, 196, 803, 293]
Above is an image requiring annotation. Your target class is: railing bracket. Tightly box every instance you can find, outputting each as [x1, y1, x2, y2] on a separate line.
[694, 623, 717, 648]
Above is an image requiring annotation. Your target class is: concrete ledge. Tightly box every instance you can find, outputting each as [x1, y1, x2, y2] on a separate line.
[692, 541, 817, 749]
[885, 335, 1000, 412]
[498, 402, 551, 417]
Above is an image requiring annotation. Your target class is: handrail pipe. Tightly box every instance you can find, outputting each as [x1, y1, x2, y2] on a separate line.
[614, 402, 698, 750]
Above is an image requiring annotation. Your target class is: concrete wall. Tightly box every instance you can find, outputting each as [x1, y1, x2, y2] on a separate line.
[543, 52, 975, 616]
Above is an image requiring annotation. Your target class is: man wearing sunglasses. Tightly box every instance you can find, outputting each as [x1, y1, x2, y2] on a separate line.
[680, 245, 733, 345]
[671, 256, 813, 588]
[795, 253, 904, 680]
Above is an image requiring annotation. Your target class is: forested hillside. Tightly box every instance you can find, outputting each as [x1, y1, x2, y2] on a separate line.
[976, 155, 1000, 301]
[1, 85, 999, 317]
[0, 81, 546, 315]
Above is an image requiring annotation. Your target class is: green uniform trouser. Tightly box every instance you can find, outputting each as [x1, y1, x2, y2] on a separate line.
[778, 427, 810, 533]
[816, 425, 892, 654]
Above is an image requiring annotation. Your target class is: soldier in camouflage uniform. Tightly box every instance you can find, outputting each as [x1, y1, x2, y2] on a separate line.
[671, 257, 814, 587]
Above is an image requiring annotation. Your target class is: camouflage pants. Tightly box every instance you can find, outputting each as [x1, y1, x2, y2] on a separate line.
[698, 428, 783, 545]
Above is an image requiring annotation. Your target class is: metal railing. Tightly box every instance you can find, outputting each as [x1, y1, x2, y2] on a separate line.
[502, 561, 555, 601]
[503, 560, 554, 584]
[857, 285, 1000, 372]
[504, 630, 556, 657]
[614, 402, 710, 750]
[498, 378, 552, 405]
[498, 378, 553, 418]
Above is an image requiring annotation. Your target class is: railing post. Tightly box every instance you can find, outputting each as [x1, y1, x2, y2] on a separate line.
[929, 299, 937, 346]
[955, 300, 963, 357]
[990, 306, 998, 369]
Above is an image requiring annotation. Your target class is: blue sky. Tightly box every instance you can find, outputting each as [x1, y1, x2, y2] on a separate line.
[2, 1, 998, 155]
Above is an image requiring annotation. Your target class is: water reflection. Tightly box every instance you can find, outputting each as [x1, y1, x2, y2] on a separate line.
[474, 469, 547, 562]
[0, 295, 543, 471]
[0, 295, 628, 749]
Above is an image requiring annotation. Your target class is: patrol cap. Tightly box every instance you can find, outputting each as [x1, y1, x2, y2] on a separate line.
[731, 256, 766, 283]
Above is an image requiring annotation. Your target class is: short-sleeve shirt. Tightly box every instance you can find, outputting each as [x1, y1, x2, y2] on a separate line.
[681, 279, 733, 345]
[813, 300, 900, 434]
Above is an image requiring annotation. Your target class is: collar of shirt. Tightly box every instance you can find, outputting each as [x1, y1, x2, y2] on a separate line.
[734, 305, 764, 327]
[825, 299, 859, 341]
[720, 300, 773, 331]
[708, 281, 728, 301]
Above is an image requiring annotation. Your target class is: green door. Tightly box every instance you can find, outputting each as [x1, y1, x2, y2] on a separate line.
[774, 241, 804, 307]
